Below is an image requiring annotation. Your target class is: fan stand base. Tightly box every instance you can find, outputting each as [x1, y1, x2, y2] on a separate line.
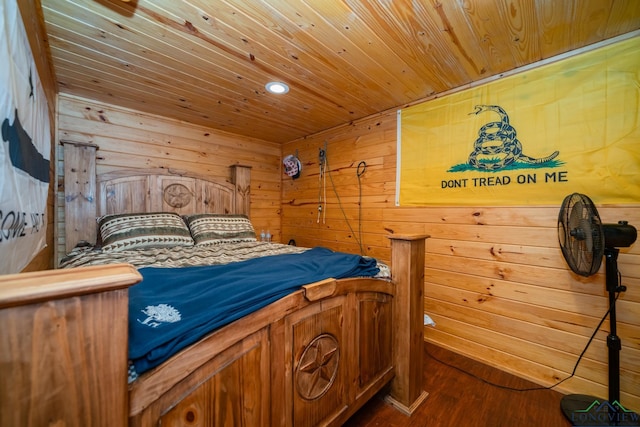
[561, 394, 639, 426]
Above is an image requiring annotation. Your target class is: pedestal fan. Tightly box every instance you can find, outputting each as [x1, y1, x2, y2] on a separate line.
[557, 193, 638, 426]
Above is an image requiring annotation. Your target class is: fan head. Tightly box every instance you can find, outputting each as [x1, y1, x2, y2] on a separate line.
[558, 193, 604, 276]
[603, 221, 637, 249]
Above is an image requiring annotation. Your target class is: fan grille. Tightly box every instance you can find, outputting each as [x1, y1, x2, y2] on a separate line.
[558, 193, 604, 276]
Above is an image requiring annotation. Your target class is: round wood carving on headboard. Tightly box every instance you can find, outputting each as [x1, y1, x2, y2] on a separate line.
[295, 334, 340, 400]
[163, 184, 192, 208]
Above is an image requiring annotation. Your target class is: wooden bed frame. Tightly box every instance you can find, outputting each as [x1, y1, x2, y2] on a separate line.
[0, 159, 429, 426]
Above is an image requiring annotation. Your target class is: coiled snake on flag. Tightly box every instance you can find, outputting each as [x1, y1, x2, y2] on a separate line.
[468, 105, 559, 170]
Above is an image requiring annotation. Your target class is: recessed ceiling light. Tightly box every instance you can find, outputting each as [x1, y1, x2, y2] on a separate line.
[265, 81, 289, 94]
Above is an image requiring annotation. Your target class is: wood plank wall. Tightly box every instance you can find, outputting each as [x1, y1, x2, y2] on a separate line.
[281, 111, 640, 411]
[55, 94, 283, 265]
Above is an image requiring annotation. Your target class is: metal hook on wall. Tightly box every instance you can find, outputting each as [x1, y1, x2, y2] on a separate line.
[317, 141, 328, 223]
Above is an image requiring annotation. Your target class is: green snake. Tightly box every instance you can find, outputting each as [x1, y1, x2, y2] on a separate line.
[468, 105, 559, 170]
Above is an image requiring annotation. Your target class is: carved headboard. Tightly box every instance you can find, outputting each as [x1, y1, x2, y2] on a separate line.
[62, 143, 251, 253]
[96, 168, 251, 217]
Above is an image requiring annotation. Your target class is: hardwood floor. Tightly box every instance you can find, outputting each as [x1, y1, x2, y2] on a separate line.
[344, 342, 571, 427]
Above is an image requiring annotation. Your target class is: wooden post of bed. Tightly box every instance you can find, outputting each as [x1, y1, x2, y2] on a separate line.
[385, 234, 430, 415]
[0, 264, 141, 427]
[61, 140, 99, 251]
[230, 164, 251, 216]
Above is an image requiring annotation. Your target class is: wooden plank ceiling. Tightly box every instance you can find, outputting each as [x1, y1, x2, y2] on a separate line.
[40, 0, 640, 143]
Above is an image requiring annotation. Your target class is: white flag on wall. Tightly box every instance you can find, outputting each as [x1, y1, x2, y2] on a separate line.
[0, 0, 51, 273]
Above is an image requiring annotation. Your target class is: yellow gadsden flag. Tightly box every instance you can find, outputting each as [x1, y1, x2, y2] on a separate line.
[397, 36, 640, 206]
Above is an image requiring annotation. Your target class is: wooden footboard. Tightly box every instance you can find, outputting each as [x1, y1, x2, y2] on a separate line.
[129, 235, 428, 426]
[129, 277, 395, 426]
[0, 236, 427, 427]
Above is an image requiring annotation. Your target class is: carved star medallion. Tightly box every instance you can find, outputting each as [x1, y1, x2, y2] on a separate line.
[163, 183, 192, 208]
[295, 334, 340, 400]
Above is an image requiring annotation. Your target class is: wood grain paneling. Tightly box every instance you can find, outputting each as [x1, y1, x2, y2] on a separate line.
[281, 78, 640, 412]
[62, 142, 97, 252]
[55, 94, 282, 265]
[0, 264, 140, 427]
[134, 328, 271, 427]
[39, 0, 640, 143]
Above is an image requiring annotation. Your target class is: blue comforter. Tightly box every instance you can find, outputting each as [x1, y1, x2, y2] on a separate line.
[129, 247, 379, 374]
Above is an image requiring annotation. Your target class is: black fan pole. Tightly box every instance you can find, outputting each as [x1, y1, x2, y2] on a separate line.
[561, 247, 635, 426]
[605, 247, 622, 407]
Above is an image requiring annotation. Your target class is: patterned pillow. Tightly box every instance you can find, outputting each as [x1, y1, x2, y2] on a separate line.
[184, 214, 256, 245]
[99, 212, 194, 252]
